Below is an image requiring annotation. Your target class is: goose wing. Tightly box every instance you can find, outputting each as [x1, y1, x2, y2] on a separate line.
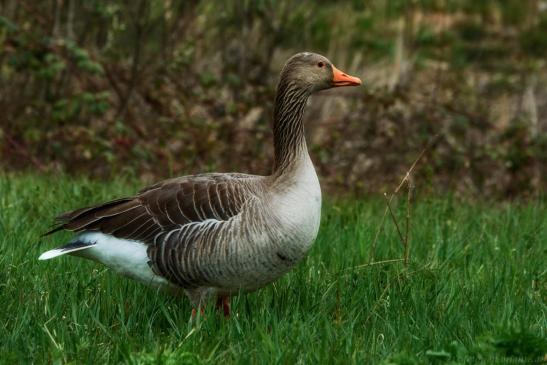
[47, 173, 262, 244]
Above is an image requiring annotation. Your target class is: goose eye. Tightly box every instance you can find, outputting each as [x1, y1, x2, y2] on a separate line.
[317, 62, 324, 68]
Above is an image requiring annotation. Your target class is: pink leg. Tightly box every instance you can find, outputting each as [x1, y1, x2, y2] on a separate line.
[215, 295, 231, 317]
[191, 306, 205, 318]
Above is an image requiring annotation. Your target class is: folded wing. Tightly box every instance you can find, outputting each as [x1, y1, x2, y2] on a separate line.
[47, 173, 261, 245]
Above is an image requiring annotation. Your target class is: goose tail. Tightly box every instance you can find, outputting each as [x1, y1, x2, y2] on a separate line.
[38, 240, 96, 260]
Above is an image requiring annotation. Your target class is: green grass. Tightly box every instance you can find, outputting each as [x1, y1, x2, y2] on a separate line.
[0, 174, 545, 364]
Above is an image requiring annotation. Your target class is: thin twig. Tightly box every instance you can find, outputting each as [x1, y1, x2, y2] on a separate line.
[383, 192, 405, 247]
[368, 205, 388, 262]
[404, 175, 414, 266]
[368, 133, 440, 263]
[394, 133, 440, 194]
[345, 258, 404, 272]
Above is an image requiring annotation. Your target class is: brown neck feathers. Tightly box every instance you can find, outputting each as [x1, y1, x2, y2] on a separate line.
[272, 78, 310, 174]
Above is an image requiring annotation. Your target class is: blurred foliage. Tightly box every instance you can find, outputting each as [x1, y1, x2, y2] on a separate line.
[0, 0, 545, 198]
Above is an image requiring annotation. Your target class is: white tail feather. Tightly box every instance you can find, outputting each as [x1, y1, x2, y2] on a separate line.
[38, 244, 93, 260]
[39, 232, 172, 290]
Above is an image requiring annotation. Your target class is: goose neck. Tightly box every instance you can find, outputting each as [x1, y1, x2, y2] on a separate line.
[272, 81, 310, 174]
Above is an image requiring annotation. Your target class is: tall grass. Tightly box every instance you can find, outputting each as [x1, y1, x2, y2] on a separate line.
[0, 175, 545, 364]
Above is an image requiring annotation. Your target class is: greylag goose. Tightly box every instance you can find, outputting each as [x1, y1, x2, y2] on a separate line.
[39, 52, 361, 316]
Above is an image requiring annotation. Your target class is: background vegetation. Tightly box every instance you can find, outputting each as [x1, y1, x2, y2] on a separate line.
[1, 0, 546, 198]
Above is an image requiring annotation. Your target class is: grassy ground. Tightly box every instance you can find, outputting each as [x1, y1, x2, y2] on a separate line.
[0, 174, 545, 364]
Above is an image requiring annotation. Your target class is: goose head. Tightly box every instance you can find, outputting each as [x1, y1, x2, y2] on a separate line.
[272, 53, 362, 173]
[280, 52, 362, 93]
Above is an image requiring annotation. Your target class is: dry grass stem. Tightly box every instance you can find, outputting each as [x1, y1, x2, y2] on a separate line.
[368, 134, 440, 265]
[404, 175, 414, 266]
[347, 258, 405, 272]
[383, 192, 406, 247]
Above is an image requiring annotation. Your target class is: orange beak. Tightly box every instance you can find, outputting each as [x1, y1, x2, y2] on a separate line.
[332, 65, 362, 87]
